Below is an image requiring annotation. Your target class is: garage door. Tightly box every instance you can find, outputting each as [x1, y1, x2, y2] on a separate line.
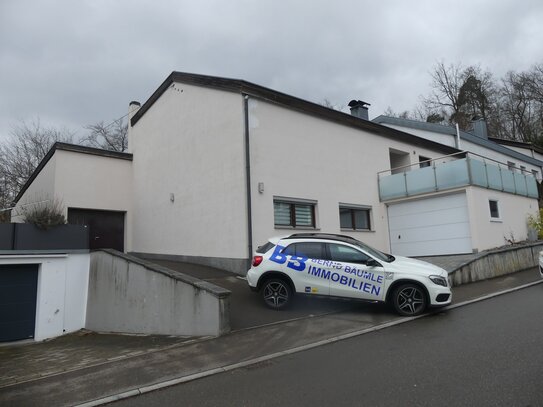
[0, 264, 38, 342]
[68, 208, 125, 252]
[387, 192, 472, 257]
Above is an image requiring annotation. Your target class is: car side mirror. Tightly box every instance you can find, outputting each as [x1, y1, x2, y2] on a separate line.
[366, 258, 381, 268]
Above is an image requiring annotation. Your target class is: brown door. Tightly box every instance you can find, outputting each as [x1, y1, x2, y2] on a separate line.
[68, 208, 125, 251]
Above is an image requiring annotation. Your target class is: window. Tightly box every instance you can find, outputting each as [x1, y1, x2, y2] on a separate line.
[489, 200, 500, 220]
[256, 241, 275, 254]
[389, 149, 411, 174]
[507, 161, 516, 171]
[328, 244, 370, 264]
[283, 242, 325, 259]
[274, 200, 316, 228]
[419, 156, 432, 168]
[339, 206, 371, 231]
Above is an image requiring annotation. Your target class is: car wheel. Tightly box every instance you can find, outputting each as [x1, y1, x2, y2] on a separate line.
[392, 283, 427, 316]
[261, 278, 292, 310]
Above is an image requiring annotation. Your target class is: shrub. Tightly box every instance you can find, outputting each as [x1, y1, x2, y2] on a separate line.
[527, 208, 543, 240]
[20, 199, 66, 230]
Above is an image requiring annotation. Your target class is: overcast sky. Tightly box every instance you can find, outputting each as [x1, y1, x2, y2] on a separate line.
[1, 0, 542, 141]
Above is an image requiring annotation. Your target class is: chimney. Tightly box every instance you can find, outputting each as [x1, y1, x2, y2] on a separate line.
[470, 116, 488, 139]
[348, 100, 370, 120]
[127, 101, 141, 153]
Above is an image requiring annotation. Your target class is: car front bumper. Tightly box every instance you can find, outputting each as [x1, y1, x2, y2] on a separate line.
[427, 285, 453, 307]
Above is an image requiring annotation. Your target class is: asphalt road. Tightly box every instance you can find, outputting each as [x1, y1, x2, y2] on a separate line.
[111, 283, 543, 407]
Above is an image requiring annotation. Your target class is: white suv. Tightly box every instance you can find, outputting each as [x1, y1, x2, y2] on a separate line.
[247, 233, 452, 316]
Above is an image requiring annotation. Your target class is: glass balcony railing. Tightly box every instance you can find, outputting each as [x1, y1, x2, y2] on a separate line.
[378, 154, 539, 201]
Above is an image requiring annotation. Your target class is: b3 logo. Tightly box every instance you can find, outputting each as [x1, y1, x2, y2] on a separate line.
[269, 245, 307, 271]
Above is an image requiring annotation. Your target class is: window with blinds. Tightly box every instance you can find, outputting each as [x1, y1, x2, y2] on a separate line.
[274, 200, 316, 228]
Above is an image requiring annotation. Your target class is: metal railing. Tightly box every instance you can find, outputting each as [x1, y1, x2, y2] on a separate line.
[377, 151, 539, 201]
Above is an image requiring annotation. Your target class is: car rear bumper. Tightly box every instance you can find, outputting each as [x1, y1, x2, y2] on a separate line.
[247, 268, 258, 289]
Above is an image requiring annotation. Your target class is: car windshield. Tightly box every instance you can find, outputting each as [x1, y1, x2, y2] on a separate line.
[349, 239, 395, 263]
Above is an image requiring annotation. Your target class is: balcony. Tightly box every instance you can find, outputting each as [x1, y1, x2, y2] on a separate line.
[378, 153, 539, 201]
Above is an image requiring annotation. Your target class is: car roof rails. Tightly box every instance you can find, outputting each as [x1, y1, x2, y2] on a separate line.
[285, 233, 360, 243]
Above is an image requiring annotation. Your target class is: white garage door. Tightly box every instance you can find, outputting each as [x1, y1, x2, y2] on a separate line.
[387, 192, 472, 257]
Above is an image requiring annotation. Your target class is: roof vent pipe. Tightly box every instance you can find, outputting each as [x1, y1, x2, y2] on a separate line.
[348, 100, 370, 121]
[470, 116, 488, 140]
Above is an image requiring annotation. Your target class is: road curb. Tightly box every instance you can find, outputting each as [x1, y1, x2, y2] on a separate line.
[75, 279, 543, 407]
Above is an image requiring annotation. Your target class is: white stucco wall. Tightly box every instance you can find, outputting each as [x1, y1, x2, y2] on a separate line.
[385, 124, 456, 149]
[0, 253, 90, 341]
[129, 83, 248, 259]
[248, 99, 454, 254]
[53, 150, 133, 250]
[54, 150, 132, 213]
[503, 144, 534, 157]
[465, 186, 538, 251]
[12, 155, 58, 221]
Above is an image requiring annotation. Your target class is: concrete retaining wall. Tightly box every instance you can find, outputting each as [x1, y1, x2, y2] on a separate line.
[450, 242, 543, 286]
[86, 250, 231, 337]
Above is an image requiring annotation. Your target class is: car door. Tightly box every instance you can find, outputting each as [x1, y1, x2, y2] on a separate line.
[326, 243, 385, 301]
[281, 242, 330, 296]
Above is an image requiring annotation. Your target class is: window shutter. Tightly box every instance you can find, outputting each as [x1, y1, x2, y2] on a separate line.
[294, 204, 313, 226]
[274, 202, 291, 225]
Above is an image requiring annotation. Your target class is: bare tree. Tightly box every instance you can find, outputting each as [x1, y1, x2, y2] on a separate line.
[82, 118, 128, 152]
[423, 61, 498, 130]
[0, 120, 74, 211]
[525, 63, 543, 103]
[497, 66, 543, 144]
[423, 61, 465, 125]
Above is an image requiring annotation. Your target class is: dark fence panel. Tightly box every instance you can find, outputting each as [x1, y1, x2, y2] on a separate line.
[0, 224, 15, 249]
[0, 224, 88, 250]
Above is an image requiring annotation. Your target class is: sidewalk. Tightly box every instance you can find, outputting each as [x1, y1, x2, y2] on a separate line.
[0, 267, 541, 407]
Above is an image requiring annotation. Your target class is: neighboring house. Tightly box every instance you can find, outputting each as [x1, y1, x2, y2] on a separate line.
[372, 115, 543, 181]
[13, 72, 541, 274]
[487, 137, 543, 167]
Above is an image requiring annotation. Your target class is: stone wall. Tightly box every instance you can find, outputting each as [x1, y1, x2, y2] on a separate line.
[450, 242, 543, 286]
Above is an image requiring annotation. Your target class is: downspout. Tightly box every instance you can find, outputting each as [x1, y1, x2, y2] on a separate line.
[243, 95, 253, 267]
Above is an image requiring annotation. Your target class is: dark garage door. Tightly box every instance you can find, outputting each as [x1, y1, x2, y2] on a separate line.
[68, 208, 125, 252]
[0, 264, 38, 342]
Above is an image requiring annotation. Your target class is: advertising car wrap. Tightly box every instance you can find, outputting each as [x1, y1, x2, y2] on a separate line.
[247, 233, 452, 316]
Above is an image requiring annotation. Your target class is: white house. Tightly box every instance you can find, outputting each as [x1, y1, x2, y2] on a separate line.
[13, 72, 542, 274]
[373, 115, 543, 180]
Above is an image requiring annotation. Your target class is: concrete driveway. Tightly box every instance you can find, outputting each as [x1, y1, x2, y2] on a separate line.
[151, 259, 392, 331]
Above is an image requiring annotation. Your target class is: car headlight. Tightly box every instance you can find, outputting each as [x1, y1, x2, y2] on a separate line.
[429, 275, 448, 287]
